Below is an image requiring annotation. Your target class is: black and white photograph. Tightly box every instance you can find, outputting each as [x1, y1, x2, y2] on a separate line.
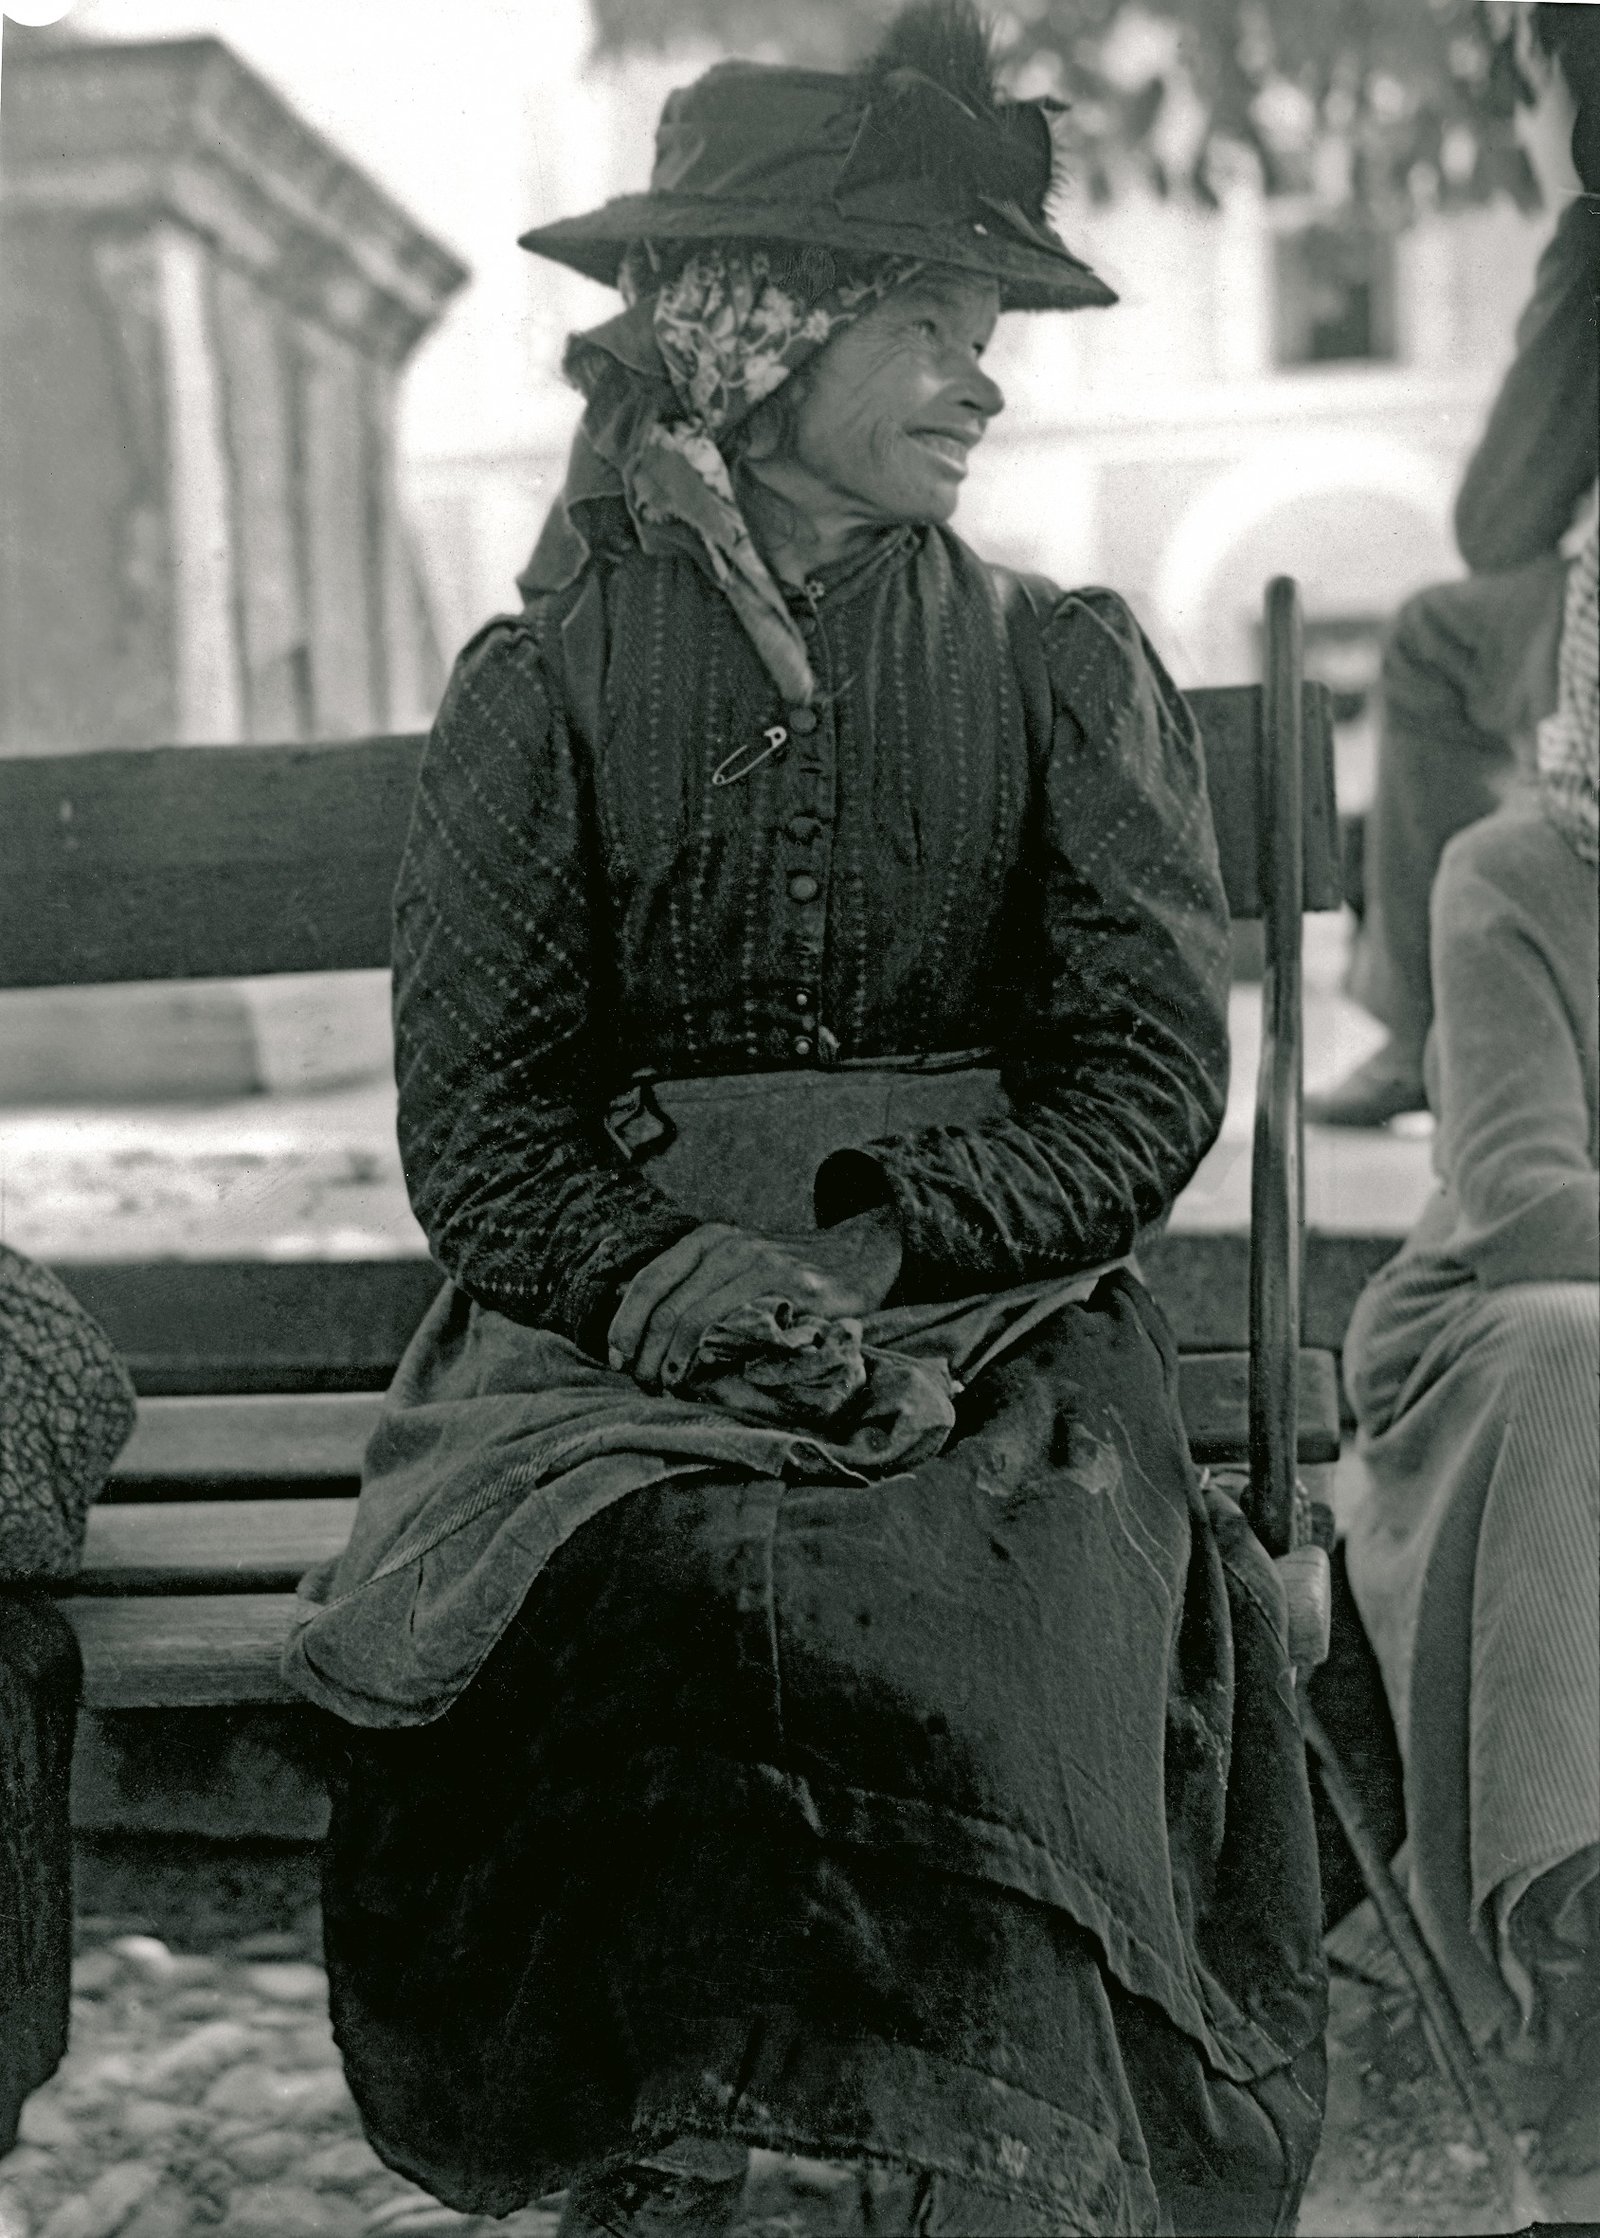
[0, 0, 1595, 2231]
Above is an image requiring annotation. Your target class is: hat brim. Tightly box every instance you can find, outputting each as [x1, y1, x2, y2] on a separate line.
[519, 194, 1116, 313]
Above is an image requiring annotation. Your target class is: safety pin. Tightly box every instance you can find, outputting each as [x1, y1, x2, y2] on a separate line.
[711, 724, 788, 788]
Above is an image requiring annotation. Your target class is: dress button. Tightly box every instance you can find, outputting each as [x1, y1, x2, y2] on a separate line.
[787, 872, 820, 903]
[793, 1036, 813, 1058]
[787, 706, 819, 735]
[786, 813, 820, 843]
[795, 988, 811, 1008]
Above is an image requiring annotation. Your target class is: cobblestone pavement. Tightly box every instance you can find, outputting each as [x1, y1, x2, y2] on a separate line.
[1, 1837, 1574, 2238]
[1304, 1972, 1515, 2237]
[0, 1846, 559, 2238]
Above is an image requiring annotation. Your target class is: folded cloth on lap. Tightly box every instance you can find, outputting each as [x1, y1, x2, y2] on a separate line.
[284, 1264, 1117, 1730]
[681, 1295, 871, 1426]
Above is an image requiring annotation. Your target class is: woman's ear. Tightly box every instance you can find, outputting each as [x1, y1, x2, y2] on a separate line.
[739, 373, 808, 469]
[741, 403, 783, 465]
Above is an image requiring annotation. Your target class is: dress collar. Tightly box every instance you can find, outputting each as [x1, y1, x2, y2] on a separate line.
[779, 524, 921, 613]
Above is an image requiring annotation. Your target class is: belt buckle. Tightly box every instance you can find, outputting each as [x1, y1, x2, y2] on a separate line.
[603, 1075, 675, 1162]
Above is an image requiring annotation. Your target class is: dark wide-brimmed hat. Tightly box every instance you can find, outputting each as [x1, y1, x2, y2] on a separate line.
[520, 0, 1115, 314]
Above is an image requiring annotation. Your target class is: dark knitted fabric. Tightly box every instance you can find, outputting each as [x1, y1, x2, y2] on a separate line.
[391, 524, 1230, 1350]
[0, 1594, 81, 2156]
[1, 1243, 136, 1580]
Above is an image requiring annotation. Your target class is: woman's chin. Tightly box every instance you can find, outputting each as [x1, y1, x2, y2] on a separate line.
[886, 478, 963, 527]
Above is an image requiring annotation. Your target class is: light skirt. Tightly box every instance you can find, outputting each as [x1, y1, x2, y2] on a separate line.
[1345, 1259, 1600, 2046]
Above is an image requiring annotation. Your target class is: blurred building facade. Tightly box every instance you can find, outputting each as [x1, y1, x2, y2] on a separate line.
[0, 31, 465, 758]
[968, 191, 1544, 697]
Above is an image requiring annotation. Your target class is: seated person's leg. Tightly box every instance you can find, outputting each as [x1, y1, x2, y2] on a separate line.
[1472, 1285, 1600, 2186]
[1349, 1280, 1599, 2177]
[0, 1596, 82, 2155]
[1310, 559, 1564, 1126]
[1510, 1847, 1600, 2188]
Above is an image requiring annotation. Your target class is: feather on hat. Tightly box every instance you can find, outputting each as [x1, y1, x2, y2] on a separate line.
[520, 0, 1111, 315]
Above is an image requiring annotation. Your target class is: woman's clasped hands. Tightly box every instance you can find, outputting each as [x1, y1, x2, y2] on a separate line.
[607, 1207, 902, 1393]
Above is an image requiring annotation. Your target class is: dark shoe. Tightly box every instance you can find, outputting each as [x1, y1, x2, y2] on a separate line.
[1306, 1047, 1427, 1129]
[559, 2159, 747, 2234]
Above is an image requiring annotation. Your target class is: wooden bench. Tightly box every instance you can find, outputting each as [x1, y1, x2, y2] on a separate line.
[0, 575, 1344, 1711]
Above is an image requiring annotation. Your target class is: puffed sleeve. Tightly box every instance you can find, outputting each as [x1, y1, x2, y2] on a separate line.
[392, 611, 697, 1348]
[1427, 820, 1599, 1288]
[817, 588, 1231, 1294]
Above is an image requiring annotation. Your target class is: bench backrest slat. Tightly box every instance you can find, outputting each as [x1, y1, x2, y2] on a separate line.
[1, 734, 422, 989]
[0, 686, 1339, 989]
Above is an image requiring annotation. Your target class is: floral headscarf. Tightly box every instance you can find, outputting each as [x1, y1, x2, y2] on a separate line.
[1536, 506, 1599, 868]
[519, 243, 920, 705]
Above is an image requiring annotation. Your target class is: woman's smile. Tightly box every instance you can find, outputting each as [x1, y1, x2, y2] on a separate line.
[906, 425, 980, 477]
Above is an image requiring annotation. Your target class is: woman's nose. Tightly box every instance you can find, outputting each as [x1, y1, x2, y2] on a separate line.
[960, 360, 1005, 422]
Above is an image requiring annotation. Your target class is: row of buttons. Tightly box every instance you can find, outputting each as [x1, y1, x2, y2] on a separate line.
[785, 689, 823, 1060]
[785, 703, 824, 905]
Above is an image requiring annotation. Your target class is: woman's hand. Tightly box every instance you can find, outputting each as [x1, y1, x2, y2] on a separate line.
[607, 1208, 902, 1393]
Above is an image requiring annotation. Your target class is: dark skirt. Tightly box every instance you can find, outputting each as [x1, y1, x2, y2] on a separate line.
[319, 1276, 1326, 2234]
[0, 1593, 80, 2155]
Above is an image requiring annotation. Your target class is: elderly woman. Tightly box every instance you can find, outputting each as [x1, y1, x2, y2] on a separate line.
[1343, 510, 1599, 2196]
[287, 9, 1326, 2233]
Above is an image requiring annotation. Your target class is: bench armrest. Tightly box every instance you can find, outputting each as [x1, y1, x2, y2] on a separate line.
[1249, 578, 1309, 1556]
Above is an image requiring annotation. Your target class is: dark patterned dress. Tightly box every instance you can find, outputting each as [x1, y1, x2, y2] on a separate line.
[2, 1245, 136, 2154]
[300, 522, 1327, 2234]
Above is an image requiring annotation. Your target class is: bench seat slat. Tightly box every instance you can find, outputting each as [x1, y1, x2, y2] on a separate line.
[83, 1367, 1341, 1596]
[63, 1348, 1341, 1718]
[79, 1498, 355, 1594]
[108, 1350, 1340, 1497]
[113, 1393, 380, 1489]
[67, 1595, 300, 1709]
[1181, 1348, 1340, 1466]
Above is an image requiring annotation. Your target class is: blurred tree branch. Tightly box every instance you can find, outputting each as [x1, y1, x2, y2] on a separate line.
[591, 0, 1539, 215]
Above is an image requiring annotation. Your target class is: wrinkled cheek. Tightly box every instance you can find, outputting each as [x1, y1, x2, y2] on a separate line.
[876, 431, 955, 520]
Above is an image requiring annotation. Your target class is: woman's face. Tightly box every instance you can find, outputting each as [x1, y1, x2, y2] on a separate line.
[757, 271, 1004, 531]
